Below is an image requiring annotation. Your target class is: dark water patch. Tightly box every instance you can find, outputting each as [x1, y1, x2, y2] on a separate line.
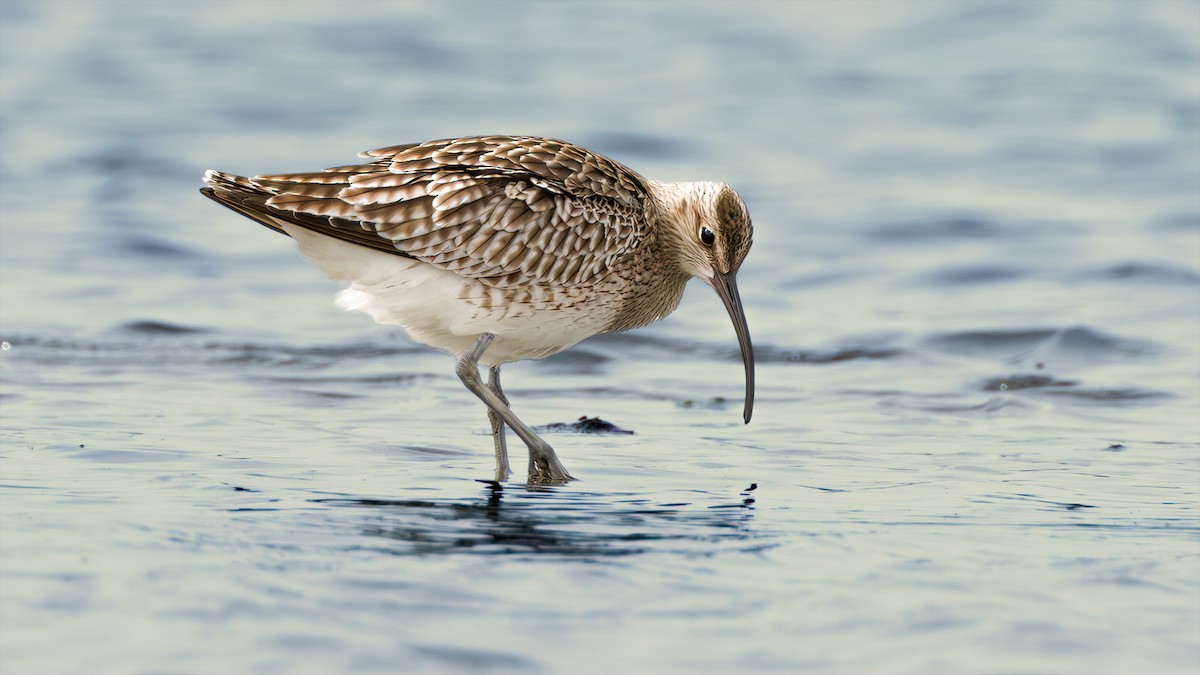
[228, 485, 260, 493]
[411, 645, 538, 672]
[203, 341, 426, 369]
[1035, 327, 1158, 363]
[67, 447, 182, 464]
[0, 0, 33, 22]
[115, 236, 203, 260]
[909, 0, 1041, 40]
[295, 390, 363, 400]
[583, 131, 688, 161]
[381, 444, 474, 458]
[1, 335, 102, 352]
[534, 348, 610, 375]
[1081, 261, 1200, 284]
[119, 320, 211, 335]
[1097, 142, 1172, 169]
[1154, 212, 1200, 232]
[244, 341, 426, 362]
[586, 332, 764, 366]
[1078, 575, 1175, 591]
[534, 416, 634, 435]
[2, 333, 429, 375]
[253, 373, 435, 387]
[925, 328, 1059, 359]
[572, 332, 893, 374]
[220, 100, 354, 132]
[77, 144, 195, 183]
[814, 68, 897, 96]
[868, 216, 998, 241]
[883, 395, 1037, 417]
[3, 333, 199, 366]
[586, 332, 727, 361]
[784, 346, 903, 364]
[519, 387, 714, 410]
[782, 269, 861, 289]
[992, 493, 1097, 512]
[1035, 387, 1171, 406]
[925, 265, 1027, 286]
[11, 380, 136, 391]
[924, 326, 1158, 364]
[981, 373, 1077, 391]
[320, 20, 461, 73]
[312, 483, 761, 558]
[589, 334, 904, 366]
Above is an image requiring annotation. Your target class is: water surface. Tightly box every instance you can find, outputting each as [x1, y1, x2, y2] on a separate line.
[2, 2, 1198, 673]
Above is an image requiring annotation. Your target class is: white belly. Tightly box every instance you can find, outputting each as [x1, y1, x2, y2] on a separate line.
[282, 224, 610, 364]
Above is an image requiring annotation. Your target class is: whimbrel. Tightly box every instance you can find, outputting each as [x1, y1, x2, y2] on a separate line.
[201, 135, 754, 484]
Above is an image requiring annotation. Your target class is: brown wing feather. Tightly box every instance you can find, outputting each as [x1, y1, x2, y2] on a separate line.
[204, 136, 654, 287]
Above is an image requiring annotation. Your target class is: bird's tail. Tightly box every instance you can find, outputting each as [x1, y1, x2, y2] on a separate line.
[199, 170, 287, 234]
[202, 169, 267, 194]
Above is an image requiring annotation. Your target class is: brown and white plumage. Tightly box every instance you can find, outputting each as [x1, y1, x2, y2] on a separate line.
[207, 136, 652, 287]
[201, 135, 754, 483]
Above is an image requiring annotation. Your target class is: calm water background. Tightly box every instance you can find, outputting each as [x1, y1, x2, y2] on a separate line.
[2, 1, 1199, 673]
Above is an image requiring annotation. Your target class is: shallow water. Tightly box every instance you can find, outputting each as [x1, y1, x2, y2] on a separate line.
[2, 1, 1198, 673]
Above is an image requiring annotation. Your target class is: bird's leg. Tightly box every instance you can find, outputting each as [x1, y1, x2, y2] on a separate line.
[487, 365, 511, 482]
[455, 333, 573, 484]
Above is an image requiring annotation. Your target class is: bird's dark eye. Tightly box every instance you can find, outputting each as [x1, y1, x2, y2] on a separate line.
[699, 226, 716, 247]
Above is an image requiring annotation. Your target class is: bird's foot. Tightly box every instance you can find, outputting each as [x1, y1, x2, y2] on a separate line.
[527, 442, 573, 485]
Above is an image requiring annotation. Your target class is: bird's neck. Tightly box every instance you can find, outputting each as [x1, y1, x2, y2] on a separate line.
[602, 188, 696, 333]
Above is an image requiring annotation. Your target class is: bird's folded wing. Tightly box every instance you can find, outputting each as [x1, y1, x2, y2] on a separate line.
[247, 136, 655, 288]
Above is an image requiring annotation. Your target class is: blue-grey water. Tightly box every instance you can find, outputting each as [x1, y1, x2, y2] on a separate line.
[2, 2, 1198, 673]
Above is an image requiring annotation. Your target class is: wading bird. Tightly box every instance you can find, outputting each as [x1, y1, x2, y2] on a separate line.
[201, 135, 754, 484]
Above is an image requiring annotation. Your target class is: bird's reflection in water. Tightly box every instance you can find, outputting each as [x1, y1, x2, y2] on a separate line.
[311, 482, 762, 557]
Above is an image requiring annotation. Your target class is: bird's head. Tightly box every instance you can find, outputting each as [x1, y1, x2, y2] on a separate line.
[657, 181, 756, 424]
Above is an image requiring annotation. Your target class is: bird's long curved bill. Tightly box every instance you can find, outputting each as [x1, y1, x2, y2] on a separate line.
[712, 271, 755, 424]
